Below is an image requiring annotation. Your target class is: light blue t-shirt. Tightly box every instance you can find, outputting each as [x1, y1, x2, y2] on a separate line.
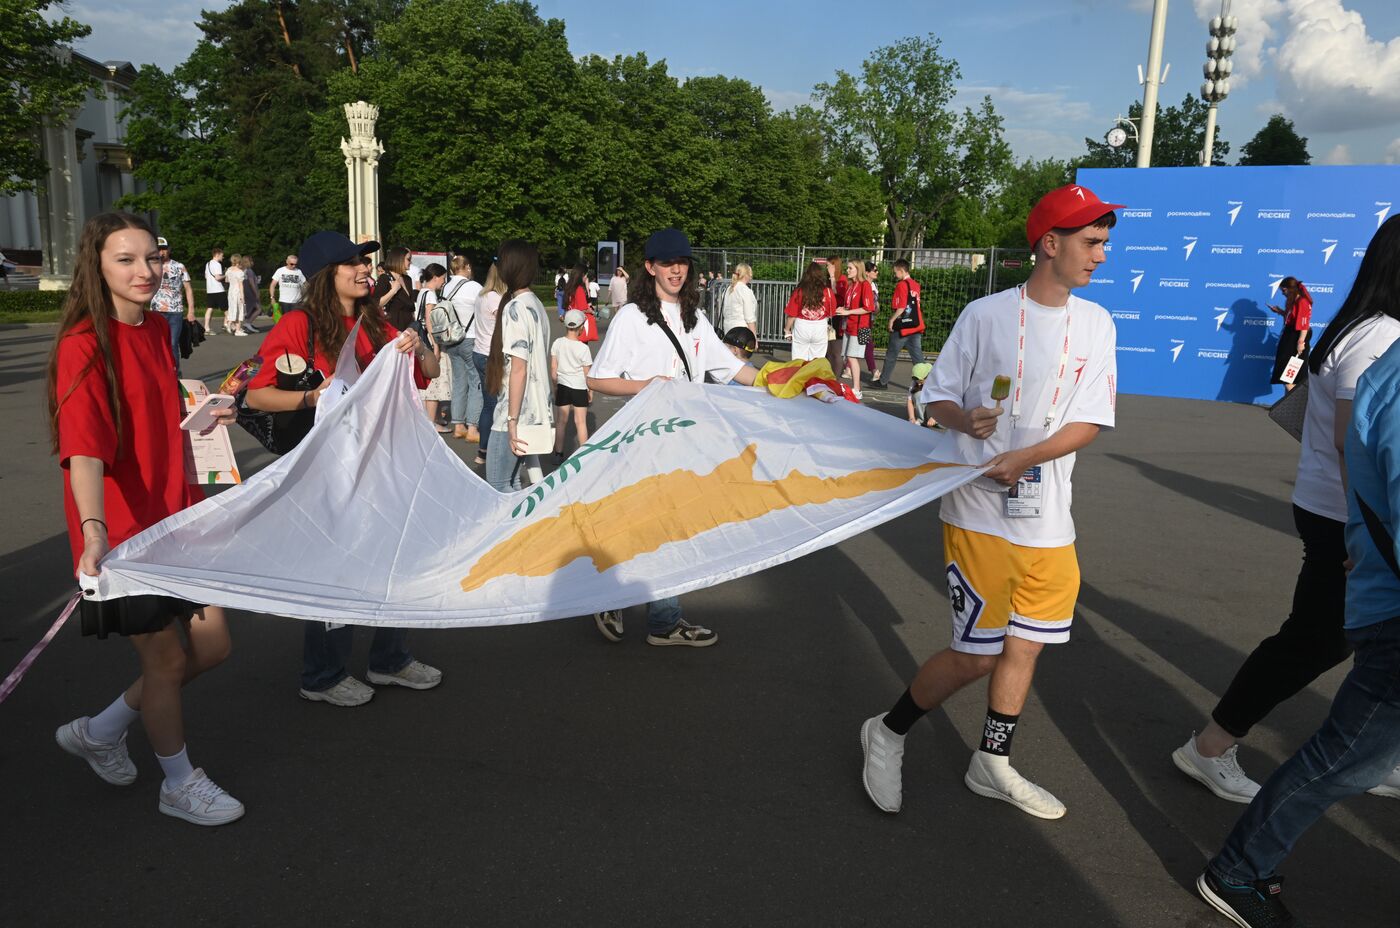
[1343, 337, 1400, 630]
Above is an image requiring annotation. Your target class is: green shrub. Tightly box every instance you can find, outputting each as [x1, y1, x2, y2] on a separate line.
[0, 289, 66, 322]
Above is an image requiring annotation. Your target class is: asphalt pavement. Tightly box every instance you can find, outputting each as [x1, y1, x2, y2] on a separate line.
[1, 318, 1397, 927]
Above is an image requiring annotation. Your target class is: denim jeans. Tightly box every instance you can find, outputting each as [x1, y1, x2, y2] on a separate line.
[444, 340, 481, 427]
[473, 352, 497, 452]
[485, 432, 528, 491]
[159, 312, 183, 374]
[301, 622, 413, 691]
[647, 597, 683, 635]
[1208, 617, 1400, 884]
[877, 332, 925, 385]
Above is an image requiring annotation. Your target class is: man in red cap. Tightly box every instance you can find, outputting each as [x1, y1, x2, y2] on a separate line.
[859, 183, 1121, 819]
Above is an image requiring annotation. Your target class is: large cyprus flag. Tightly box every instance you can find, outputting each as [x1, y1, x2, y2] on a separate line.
[89, 347, 985, 627]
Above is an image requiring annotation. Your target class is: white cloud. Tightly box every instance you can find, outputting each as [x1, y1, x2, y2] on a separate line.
[764, 88, 812, 113]
[1319, 142, 1352, 163]
[1274, 0, 1400, 132]
[65, 1, 210, 71]
[958, 85, 1096, 125]
[1191, 0, 1287, 86]
[1386, 138, 1400, 163]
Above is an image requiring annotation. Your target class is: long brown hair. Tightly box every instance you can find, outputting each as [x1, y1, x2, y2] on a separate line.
[797, 261, 831, 311]
[635, 257, 700, 332]
[485, 240, 541, 396]
[566, 263, 588, 303]
[47, 212, 156, 455]
[298, 262, 391, 369]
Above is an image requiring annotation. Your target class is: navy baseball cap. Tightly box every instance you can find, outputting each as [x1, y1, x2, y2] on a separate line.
[645, 228, 692, 261]
[297, 231, 380, 279]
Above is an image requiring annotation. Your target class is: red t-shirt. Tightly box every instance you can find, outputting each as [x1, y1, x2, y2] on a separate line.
[841, 279, 875, 336]
[891, 277, 920, 310]
[56, 313, 201, 572]
[246, 311, 429, 391]
[569, 285, 590, 311]
[784, 287, 836, 321]
[1285, 295, 1312, 332]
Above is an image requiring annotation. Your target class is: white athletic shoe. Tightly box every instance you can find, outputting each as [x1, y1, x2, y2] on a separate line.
[964, 752, 1066, 819]
[299, 675, 375, 706]
[1368, 765, 1400, 799]
[1172, 734, 1260, 804]
[55, 717, 137, 786]
[860, 715, 905, 813]
[159, 768, 244, 826]
[366, 660, 442, 690]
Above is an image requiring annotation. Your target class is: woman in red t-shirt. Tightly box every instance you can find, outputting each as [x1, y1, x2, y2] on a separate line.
[835, 259, 875, 400]
[783, 261, 837, 362]
[244, 230, 444, 708]
[1268, 276, 1314, 391]
[565, 263, 598, 343]
[48, 212, 244, 826]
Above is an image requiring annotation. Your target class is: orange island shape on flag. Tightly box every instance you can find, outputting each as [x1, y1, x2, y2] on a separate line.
[459, 444, 955, 593]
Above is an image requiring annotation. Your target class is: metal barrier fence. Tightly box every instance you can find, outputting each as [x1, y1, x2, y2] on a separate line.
[701, 248, 1033, 355]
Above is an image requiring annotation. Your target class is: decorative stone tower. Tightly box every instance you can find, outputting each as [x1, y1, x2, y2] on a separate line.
[340, 101, 384, 247]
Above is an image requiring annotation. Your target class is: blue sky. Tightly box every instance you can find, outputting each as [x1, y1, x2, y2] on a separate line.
[67, 0, 1400, 165]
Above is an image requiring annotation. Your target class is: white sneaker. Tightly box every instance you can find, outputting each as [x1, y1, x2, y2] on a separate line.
[55, 716, 137, 786]
[1172, 734, 1260, 804]
[299, 675, 375, 706]
[366, 660, 442, 690]
[1368, 764, 1400, 799]
[964, 752, 1066, 819]
[159, 768, 244, 826]
[233, 329, 249, 337]
[860, 715, 905, 813]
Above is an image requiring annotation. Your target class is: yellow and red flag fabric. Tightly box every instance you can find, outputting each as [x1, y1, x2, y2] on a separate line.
[86, 347, 985, 627]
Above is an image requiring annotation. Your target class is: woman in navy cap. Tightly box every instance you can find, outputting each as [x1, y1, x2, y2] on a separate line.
[244, 230, 446, 707]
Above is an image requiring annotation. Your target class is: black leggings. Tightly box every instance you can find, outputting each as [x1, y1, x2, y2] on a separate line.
[1212, 505, 1352, 738]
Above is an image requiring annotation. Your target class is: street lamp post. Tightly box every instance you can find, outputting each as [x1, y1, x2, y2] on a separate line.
[1200, 0, 1237, 166]
[1137, 0, 1170, 168]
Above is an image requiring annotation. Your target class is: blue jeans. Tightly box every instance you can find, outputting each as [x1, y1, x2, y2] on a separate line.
[1209, 617, 1400, 883]
[473, 352, 497, 451]
[647, 597, 683, 635]
[877, 331, 925, 385]
[301, 623, 413, 692]
[444, 340, 481, 427]
[485, 430, 527, 491]
[159, 312, 183, 373]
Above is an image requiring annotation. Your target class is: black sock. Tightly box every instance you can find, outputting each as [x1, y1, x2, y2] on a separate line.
[980, 709, 1019, 756]
[882, 689, 927, 736]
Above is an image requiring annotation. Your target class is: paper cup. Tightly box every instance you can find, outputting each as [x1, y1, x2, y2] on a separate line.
[275, 354, 309, 390]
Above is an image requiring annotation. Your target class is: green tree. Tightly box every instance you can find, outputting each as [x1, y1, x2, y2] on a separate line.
[1, 1, 96, 195]
[813, 34, 1010, 253]
[1237, 114, 1310, 166]
[933, 157, 1074, 248]
[1080, 95, 1229, 168]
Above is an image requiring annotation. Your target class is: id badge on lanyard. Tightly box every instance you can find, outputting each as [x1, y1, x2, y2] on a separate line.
[1004, 288, 1070, 519]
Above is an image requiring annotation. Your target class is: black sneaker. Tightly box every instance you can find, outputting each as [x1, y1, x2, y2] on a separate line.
[1197, 869, 1298, 927]
[593, 610, 623, 642]
[645, 620, 718, 648]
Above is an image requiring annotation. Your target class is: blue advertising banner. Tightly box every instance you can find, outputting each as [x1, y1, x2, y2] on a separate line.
[1074, 165, 1400, 403]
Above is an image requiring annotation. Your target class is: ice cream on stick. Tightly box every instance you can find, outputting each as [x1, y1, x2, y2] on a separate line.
[991, 374, 1011, 408]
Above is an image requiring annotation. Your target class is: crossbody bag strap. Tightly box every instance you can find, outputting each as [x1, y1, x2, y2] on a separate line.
[1355, 491, 1400, 581]
[653, 317, 693, 382]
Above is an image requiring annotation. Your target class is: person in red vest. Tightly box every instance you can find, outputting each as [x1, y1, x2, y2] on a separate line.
[835, 258, 875, 399]
[875, 258, 926, 388]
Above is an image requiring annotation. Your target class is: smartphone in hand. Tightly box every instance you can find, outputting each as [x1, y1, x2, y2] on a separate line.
[179, 394, 236, 432]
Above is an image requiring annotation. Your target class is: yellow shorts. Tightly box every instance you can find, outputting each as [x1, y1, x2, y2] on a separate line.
[943, 524, 1080, 655]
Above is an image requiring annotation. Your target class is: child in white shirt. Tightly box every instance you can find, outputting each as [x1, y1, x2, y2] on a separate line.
[550, 309, 593, 457]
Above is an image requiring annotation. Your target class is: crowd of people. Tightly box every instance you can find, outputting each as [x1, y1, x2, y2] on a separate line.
[38, 182, 1400, 927]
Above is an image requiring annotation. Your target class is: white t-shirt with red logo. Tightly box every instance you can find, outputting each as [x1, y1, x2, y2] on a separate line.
[920, 287, 1117, 547]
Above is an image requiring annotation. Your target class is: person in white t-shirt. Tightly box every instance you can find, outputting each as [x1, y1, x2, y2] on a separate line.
[484, 240, 553, 493]
[860, 184, 1121, 820]
[586, 227, 759, 648]
[551, 309, 594, 455]
[269, 255, 306, 321]
[202, 247, 225, 334]
[442, 255, 484, 444]
[1173, 214, 1400, 805]
[721, 263, 758, 336]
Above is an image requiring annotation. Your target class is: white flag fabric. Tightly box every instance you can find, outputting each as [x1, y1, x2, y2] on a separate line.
[88, 346, 986, 627]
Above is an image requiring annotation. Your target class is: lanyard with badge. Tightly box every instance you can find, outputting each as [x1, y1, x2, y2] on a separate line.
[1004, 286, 1071, 519]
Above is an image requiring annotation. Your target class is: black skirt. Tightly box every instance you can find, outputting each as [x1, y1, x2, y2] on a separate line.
[1271, 325, 1311, 385]
[80, 594, 199, 639]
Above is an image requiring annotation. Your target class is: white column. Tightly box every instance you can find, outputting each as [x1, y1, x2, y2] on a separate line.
[37, 117, 84, 288]
[341, 101, 384, 247]
[1137, 0, 1170, 168]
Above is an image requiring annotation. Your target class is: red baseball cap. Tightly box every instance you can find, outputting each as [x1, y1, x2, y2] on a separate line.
[1026, 184, 1124, 247]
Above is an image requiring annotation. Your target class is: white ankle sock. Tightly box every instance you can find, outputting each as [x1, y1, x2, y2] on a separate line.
[156, 746, 195, 787]
[87, 694, 140, 743]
